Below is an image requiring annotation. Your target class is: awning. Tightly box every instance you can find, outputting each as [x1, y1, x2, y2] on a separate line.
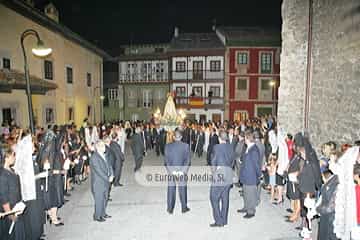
[0, 69, 57, 94]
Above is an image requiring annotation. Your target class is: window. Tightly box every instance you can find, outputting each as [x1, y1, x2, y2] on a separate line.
[66, 67, 73, 84]
[191, 87, 203, 97]
[86, 73, 91, 87]
[260, 52, 272, 73]
[156, 89, 164, 100]
[45, 108, 55, 124]
[261, 79, 272, 90]
[175, 61, 186, 72]
[176, 87, 186, 104]
[209, 86, 221, 97]
[210, 60, 221, 72]
[176, 87, 186, 97]
[108, 89, 119, 100]
[237, 52, 248, 65]
[237, 79, 248, 90]
[143, 90, 152, 108]
[3, 58, 10, 69]
[87, 106, 92, 117]
[68, 107, 74, 121]
[44, 60, 53, 80]
[234, 111, 248, 122]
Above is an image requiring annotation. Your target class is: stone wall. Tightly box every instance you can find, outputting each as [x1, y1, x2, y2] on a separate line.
[279, 0, 360, 147]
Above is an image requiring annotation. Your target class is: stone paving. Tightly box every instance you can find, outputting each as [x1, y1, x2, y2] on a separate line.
[45, 147, 300, 240]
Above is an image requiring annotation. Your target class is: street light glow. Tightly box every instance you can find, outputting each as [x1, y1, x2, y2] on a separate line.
[32, 39, 52, 57]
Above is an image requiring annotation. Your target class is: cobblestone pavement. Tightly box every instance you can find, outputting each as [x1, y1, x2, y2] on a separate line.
[46, 147, 300, 240]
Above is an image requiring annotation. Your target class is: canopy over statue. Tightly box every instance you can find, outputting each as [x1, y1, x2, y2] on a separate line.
[154, 93, 186, 132]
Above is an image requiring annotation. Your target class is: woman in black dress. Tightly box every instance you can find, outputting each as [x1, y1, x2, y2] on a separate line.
[39, 129, 65, 226]
[294, 133, 322, 233]
[0, 148, 25, 240]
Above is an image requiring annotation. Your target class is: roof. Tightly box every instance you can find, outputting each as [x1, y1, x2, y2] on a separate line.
[169, 32, 225, 52]
[2, 0, 111, 59]
[216, 26, 281, 47]
[0, 69, 57, 94]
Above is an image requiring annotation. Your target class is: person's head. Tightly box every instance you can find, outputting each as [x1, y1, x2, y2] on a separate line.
[3, 148, 16, 167]
[103, 135, 111, 145]
[321, 169, 333, 183]
[354, 163, 360, 185]
[174, 130, 182, 141]
[244, 129, 254, 145]
[218, 130, 228, 143]
[95, 141, 106, 154]
[269, 153, 277, 164]
[228, 128, 234, 135]
[286, 133, 293, 141]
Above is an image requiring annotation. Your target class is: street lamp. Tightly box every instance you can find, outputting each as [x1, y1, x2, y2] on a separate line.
[269, 80, 276, 116]
[21, 29, 52, 133]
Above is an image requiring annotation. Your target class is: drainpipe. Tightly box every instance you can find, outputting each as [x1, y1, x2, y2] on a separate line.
[304, 0, 313, 130]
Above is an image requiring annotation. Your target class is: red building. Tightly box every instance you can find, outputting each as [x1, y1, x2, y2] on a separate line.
[216, 27, 281, 121]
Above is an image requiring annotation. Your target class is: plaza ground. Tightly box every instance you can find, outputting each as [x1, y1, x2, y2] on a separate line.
[46, 146, 300, 240]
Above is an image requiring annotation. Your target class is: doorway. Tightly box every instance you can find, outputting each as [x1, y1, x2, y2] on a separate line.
[212, 113, 221, 123]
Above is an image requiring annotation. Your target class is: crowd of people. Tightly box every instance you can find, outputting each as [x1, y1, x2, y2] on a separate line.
[0, 114, 360, 239]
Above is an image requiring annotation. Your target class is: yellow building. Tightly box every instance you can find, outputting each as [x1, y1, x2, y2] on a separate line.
[0, 0, 110, 129]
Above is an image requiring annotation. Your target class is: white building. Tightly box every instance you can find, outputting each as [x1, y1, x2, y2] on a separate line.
[169, 29, 225, 123]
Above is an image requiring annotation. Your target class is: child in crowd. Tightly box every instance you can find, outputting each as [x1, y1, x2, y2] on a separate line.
[267, 154, 278, 202]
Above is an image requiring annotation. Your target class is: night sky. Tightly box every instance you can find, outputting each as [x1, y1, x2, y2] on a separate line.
[34, 0, 282, 56]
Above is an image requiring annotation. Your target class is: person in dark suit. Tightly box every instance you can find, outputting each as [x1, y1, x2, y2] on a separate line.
[153, 126, 161, 156]
[207, 128, 219, 165]
[238, 129, 261, 218]
[228, 127, 239, 151]
[164, 130, 191, 214]
[209, 130, 235, 227]
[234, 131, 246, 186]
[131, 127, 145, 172]
[110, 133, 125, 187]
[159, 128, 166, 155]
[90, 141, 113, 222]
[307, 170, 339, 240]
[195, 126, 205, 158]
[254, 131, 265, 206]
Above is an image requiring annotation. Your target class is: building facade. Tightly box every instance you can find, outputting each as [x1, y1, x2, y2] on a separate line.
[105, 44, 169, 121]
[169, 30, 225, 123]
[0, 0, 109, 128]
[279, 0, 360, 146]
[216, 27, 281, 121]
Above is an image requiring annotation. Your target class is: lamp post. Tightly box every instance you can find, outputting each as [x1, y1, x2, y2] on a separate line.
[269, 80, 276, 116]
[20, 29, 52, 133]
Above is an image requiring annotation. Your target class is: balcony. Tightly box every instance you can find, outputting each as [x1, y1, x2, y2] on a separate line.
[175, 96, 224, 109]
[119, 72, 168, 83]
[171, 70, 224, 82]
